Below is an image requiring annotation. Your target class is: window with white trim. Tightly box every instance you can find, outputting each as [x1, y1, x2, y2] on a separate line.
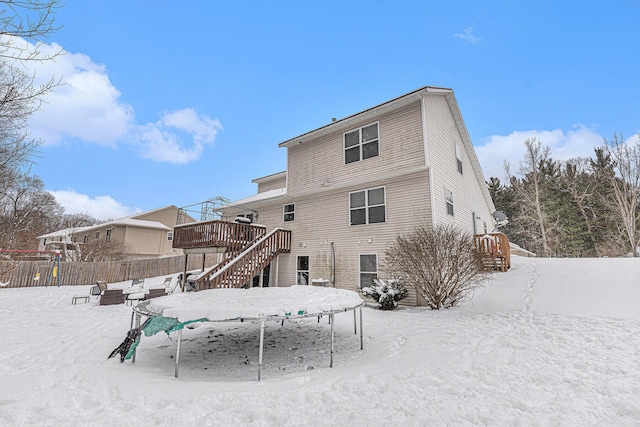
[83, 234, 88, 243]
[283, 203, 295, 222]
[455, 144, 463, 174]
[167, 231, 173, 241]
[344, 122, 379, 164]
[350, 187, 386, 226]
[296, 255, 309, 286]
[106, 228, 112, 243]
[445, 188, 454, 216]
[359, 254, 378, 288]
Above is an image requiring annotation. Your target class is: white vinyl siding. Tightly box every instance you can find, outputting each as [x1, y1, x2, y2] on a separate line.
[244, 170, 430, 302]
[287, 102, 424, 197]
[423, 95, 494, 233]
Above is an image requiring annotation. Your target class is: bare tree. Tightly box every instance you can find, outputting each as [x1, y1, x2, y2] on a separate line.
[79, 238, 131, 262]
[0, 0, 62, 188]
[0, 1, 63, 250]
[384, 225, 486, 309]
[594, 134, 640, 256]
[0, 173, 62, 249]
[508, 138, 557, 256]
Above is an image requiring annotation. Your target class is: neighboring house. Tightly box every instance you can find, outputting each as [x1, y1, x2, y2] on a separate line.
[37, 205, 193, 260]
[175, 87, 497, 306]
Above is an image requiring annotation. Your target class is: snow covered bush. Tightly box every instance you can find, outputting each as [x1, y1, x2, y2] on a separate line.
[384, 225, 487, 309]
[362, 278, 409, 310]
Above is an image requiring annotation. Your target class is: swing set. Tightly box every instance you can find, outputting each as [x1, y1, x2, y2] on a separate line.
[0, 250, 62, 287]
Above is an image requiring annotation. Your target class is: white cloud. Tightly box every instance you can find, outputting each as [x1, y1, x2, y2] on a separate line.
[48, 189, 138, 221]
[16, 38, 221, 163]
[136, 108, 223, 164]
[454, 25, 481, 45]
[475, 125, 606, 181]
[28, 43, 135, 146]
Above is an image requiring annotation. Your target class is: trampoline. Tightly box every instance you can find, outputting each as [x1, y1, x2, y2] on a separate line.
[127, 286, 365, 380]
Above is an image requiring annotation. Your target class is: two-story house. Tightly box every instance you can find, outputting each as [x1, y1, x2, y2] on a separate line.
[174, 87, 497, 306]
[38, 205, 192, 260]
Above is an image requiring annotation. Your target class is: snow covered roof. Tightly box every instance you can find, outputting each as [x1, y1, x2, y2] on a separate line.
[36, 227, 91, 240]
[226, 188, 287, 208]
[38, 206, 175, 239]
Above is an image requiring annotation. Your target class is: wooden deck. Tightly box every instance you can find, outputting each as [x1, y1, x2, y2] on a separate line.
[173, 220, 267, 251]
[173, 220, 292, 289]
[474, 233, 511, 272]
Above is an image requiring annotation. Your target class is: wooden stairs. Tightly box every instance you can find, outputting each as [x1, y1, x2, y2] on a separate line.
[474, 233, 511, 272]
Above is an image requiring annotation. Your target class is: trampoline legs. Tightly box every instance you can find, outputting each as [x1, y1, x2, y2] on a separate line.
[132, 312, 141, 363]
[353, 309, 357, 334]
[359, 306, 363, 350]
[330, 313, 335, 368]
[175, 329, 182, 378]
[258, 320, 265, 381]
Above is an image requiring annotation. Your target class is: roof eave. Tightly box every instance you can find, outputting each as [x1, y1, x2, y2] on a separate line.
[278, 86, 452, 148]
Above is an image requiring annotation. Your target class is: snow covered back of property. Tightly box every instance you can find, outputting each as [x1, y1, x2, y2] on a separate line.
[148, 285, 364, 322]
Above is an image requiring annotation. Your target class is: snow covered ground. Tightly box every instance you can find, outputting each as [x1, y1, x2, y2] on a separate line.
[1, 256, 639, 426]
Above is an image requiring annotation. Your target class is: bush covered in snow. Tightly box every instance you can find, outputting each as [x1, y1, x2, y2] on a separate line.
[362, 278, 409, 310]
[384, 225, 486, 309]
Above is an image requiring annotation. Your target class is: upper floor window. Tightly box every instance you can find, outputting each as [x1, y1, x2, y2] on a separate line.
[445, 187, 454, 216]
[83, 234, 88, 243]
[283, 203, 295, 222]
[95, 231, 100, 239]
[344, 122, 379, 164]
[106, 229, 112, 243]
[456, 144, 463, 174]
[167, 231, 173, 241]
[350, 187, 386, 225]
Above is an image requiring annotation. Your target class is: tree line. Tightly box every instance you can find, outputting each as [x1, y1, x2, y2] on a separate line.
[489, 135, 640, 258]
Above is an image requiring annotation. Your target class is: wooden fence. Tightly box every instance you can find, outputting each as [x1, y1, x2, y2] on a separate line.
[0, 254, 217, 288]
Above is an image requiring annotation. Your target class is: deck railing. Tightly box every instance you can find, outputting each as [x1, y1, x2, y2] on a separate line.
[474, 233, 511, 272]
[172, 220, 267, 251]
[197, 228, 292, 290]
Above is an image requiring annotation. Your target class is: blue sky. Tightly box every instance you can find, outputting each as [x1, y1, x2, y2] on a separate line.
[24, 0, 640, 220]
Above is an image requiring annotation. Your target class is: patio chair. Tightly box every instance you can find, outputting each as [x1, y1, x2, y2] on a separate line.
[100, 289, 126, 306]
[72, 285, 100, 305]
[144, 288, 168, 300]
[125, 278, 146, 305]
[96, 281, 108, 293]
